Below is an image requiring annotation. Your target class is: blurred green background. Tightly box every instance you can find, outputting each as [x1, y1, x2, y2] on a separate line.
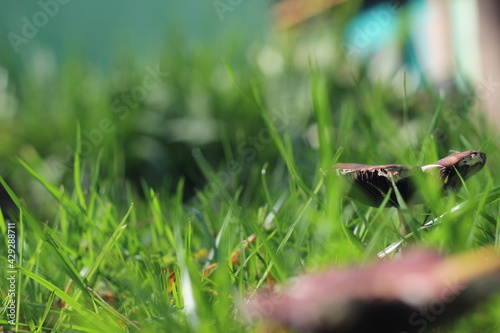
[0, 0, 277, 208]
[1, 1, 500, 331]
[0, 0, 492, 214]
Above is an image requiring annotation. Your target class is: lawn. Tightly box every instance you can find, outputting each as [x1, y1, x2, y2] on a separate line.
[1, 2, 500, 333]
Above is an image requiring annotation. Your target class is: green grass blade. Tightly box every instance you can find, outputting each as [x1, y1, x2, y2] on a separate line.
[84, 203, 133, 281]
[17, 159, 86, 220]
[16, 266, 121, 331]
[73, 123, 87, 209]
[311, 65, 334, 171]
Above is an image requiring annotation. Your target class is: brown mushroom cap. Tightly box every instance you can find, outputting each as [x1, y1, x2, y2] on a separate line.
[433, 150, 486, 191]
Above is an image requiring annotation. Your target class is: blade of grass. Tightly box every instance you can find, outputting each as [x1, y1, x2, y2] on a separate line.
[277, 178, 324, 253]
[378, 185, 500, 257]
[17, 159, 88, 223]
[84, 203, 133, 281]
[311, 64, 334, 171]
[33, 291, 56, 333]
[73, 123, 87, 209]
[0, 176, 91, 297]
[16, 266, 121, 332]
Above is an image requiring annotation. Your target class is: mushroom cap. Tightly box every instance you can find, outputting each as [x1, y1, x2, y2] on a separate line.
[334, 163, 418, 207]
[433, 150, 486, 190]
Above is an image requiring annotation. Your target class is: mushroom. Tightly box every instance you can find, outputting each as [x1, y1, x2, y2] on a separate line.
[422, 150, 487, 191]
[334, 150, 486, 208]
[246, 246, 500, 333]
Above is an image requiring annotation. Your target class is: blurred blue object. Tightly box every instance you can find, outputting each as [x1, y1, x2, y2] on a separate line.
[343, 0, 429, 84]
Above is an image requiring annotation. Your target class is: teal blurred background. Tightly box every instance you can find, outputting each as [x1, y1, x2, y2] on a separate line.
[1, 1, 271, 71]
[0, 0, 278, 205]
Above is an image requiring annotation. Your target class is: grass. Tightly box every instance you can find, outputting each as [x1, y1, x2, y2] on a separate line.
[1, 81, 500, 332]
[1, 10, 500, 333]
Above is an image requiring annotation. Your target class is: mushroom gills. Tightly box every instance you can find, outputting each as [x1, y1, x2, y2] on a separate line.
[335, 164, 418, 207]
